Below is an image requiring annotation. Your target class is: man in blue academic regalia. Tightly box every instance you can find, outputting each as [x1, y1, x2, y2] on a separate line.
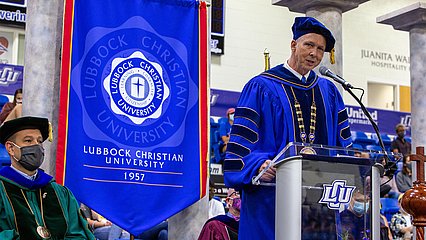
[223, 17, 352, 239]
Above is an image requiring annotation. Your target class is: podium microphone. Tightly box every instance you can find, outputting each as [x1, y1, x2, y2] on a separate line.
[319, 66, 397, 177]
[319, 66, 354, 89]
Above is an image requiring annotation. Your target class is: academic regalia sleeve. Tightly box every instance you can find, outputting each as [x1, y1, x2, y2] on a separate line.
[334, 85, 352, 148]
[51, 183, 95, 240]
[224, 77, 285, 189]
[320, 79, 352, 148]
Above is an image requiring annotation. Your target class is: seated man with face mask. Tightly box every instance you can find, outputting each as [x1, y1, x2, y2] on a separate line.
[0, 116, 95, 239]
[198, 188, 241, 240]
[338, 190, 391, 240]
[338, 190, 371, 239]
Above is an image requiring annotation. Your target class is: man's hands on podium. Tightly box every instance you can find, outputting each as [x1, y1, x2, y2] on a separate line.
[259, 160, 276, 182]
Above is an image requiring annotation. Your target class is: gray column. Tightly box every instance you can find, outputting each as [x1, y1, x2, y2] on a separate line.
[377, 2, 426, 151]
[306, 7, 343, 77]
[411, 27, 426, 150]
[169, 196, 208, 239]
[272, 0, 369, 89]
[23, 0, 64, 176]
[378, 5, 426, 237]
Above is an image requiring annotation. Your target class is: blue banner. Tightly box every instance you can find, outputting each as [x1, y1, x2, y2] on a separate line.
[0, 63, 23, 95]
[57, 0, 208, 235]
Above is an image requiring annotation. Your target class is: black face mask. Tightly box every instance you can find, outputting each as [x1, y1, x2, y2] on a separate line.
[11, 143, 45, 171]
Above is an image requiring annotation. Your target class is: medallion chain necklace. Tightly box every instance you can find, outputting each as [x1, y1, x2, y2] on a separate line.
[290, 87, 316, 144]
[21, 189, 52, 239]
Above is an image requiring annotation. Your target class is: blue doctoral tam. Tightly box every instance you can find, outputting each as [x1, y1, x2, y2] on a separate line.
[292, 17, 335, 52]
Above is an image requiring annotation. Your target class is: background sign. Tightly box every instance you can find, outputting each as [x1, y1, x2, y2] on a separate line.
[347, 105, 411, 136]
[0, 3, 26, 28]
[56, 0, 208, 235]
[210, 88, 411, 136]
[0, 32, 14, 64]
[0, 63, 23, 94]
[211, 88, 239, 117]
[211, 0, 224, 55]
[211, 34, 224, 55]
[0, 0, 26, 7]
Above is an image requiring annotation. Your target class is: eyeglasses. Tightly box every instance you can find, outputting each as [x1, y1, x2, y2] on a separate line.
[228, 191, 240, 198]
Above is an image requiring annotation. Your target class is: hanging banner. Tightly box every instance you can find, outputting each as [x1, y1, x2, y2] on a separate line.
[56, 0, 208, 235]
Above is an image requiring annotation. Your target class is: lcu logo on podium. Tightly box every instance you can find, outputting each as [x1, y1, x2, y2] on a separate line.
[318, 180, 356, 210]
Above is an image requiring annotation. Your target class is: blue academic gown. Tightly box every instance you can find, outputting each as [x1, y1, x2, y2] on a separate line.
[223, 64, 352, 240]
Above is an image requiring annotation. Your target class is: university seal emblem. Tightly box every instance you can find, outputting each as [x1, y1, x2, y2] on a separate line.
[103, 51, 170, 124]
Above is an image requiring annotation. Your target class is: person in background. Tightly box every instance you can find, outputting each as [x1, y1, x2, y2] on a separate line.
[223, 16, 352, 239]
[108, 223, 130, 240]
[4, 104, 22, 122]
[107, 220, 168, 240]
[224, 189, 241, 224]
[380, 215, 393, 240]
[395, 155, 413, 193]
[391, 124, 411, 157]
[198, 189, 240, 240]
[209, 179, 225, 219]
[134, 221, 168, 240]
[80, 203, 113, 240]
[390, 194, 413, 240]
[0, 88, 22, 124]
[339, 191, 371, 239]
[218, 108, 235, 153]
[340, 190, 392, 240]
[378, 156, 401, 199]
[0, 116, 94, 239]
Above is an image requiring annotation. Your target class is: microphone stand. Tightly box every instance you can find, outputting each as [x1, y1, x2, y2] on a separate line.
[339, 83, 397, 178]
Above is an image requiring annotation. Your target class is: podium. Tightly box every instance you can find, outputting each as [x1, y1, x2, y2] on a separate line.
[253, 142, 400, 240]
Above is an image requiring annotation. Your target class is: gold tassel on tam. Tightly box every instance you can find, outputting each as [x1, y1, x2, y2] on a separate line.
[330, 48, 335, 64]
[264, 48, 270, 71]
[48, 122, 53, 142]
